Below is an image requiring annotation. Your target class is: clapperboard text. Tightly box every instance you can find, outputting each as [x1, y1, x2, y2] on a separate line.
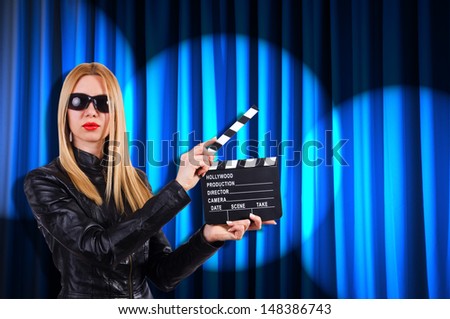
[201, 157, 282, 224]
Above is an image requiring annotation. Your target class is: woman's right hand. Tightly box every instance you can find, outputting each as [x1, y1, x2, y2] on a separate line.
[203, 213, 277, 242]
[175, 138, 216, 191]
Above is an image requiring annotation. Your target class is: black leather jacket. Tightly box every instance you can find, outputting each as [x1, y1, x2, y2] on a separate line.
[24, 148, 222, 298]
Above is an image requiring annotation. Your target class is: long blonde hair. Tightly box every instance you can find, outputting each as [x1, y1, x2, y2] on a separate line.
[58, 62, 151, 213]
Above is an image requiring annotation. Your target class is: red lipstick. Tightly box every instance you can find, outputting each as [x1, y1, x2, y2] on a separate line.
[82, 122, 100, 131]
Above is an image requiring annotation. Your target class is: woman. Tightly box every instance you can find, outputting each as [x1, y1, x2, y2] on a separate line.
[24, 62, 272, 298]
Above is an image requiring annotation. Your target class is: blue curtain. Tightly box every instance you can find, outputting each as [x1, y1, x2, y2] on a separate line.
[1, 0, 449, 298]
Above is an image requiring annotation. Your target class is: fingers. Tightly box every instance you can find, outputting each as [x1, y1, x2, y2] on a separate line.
[226, 219, 251, 240]
[214, 215, 278, 242]
[176, 138, 217, 191]
[228, 213, 278, 234]
[196, 166, 209, 177]
[180, 153, 211, 175]
[191, 139, 217, 176]
[248, 213, 262, 230]
[227, 219, 251, 231]
[194, 154, 213, 177]
[226, 221, 247, 240]
[203, 136, 217, 150]
[192, 154, 212, 168]
[182, 139, 216, 169]
[262, 220, 277, 225]
[194, 137, 217, 155]
[193, 143, 206, 155]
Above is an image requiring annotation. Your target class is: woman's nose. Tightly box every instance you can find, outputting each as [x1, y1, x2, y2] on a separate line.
[84, 101, 98, 116]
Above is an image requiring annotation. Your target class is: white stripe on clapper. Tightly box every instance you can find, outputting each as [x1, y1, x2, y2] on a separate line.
[209, 105, 258, 152]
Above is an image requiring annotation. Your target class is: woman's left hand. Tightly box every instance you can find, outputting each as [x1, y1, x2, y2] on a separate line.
[203, 213, 277, 242]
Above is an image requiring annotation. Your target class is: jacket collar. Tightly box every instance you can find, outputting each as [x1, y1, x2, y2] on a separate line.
[73, 147, 105, 175]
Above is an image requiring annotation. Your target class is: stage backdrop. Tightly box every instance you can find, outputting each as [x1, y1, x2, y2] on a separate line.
[1, 0, 449, 298]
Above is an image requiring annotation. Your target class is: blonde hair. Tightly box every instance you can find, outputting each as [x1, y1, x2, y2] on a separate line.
[58, 62, 151, 213]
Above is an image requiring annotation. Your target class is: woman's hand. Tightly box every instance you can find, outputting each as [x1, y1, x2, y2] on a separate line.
[175, 138, 216, 191]
[203, 213, 277, 242]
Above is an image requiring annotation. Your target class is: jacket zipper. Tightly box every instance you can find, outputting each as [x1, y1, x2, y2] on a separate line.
[128, 255, 134, 298]
[104, 169, 134, 298]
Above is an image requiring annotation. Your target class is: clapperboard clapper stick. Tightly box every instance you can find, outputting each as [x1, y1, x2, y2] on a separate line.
[206, 105, 259, 153]
[201, 105, 283, 224]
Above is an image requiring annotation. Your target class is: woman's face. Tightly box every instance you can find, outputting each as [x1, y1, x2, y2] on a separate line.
[68, 75, 110, 155]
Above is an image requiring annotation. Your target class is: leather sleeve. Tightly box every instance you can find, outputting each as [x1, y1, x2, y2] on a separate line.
[146, 227, 223, 292]
[23, 168, 191, 266]
[135, 168, 223, 291]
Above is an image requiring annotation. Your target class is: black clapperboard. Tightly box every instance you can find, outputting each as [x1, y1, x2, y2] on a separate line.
[201, 157, 282, 224]
[201, 105, 282, 224]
